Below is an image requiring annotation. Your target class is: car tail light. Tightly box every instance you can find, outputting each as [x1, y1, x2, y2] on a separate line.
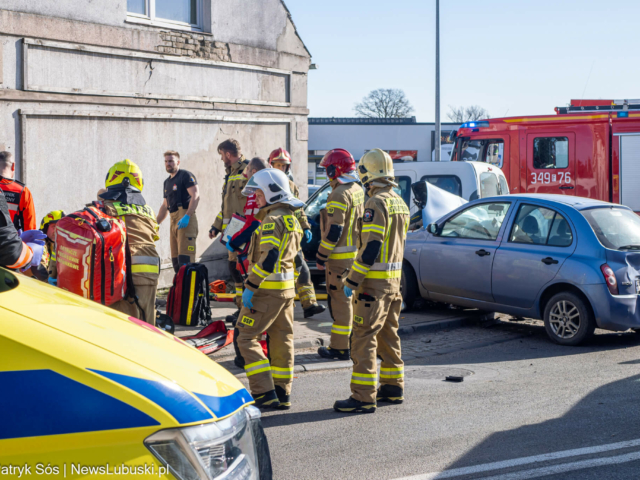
[601, 264, 619, 295]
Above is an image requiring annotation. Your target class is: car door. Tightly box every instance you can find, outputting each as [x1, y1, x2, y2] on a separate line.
[526, 133, 576, 195]
[492, 202, 577, 308]
[420, 201, 512, 302]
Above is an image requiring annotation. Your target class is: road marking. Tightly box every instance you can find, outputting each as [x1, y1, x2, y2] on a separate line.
[392, 438, 640, 480]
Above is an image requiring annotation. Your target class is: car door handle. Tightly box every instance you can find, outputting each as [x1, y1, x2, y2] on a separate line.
[559, 185, 575, 190]
[475, 249, 491, 257]
[541, 257, 559, 265]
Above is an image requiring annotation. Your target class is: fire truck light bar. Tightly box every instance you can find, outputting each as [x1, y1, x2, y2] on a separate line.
[460, 121, 490, 129]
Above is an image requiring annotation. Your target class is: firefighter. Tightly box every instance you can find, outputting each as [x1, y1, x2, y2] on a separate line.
[0, 189, 44, 270]
[314, 149, 364, 360]
[210, 139, 249, 320]
[235, 168, 305, 409]
[268, 147, 326, 319]
[99, 159, 161, 325]
[156, 150, 200, 272]
[334, 149, 409, 414]
[0, 151, 36, 231]
[39, 210, 65, 285]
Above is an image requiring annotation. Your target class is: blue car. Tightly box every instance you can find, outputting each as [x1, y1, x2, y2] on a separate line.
[402, 194, 640, 345]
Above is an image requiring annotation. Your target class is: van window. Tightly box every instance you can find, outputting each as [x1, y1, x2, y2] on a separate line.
[499, 175, 509, 195]
[480, 172, 500, 197]
[533, 137, 569, 169]
[393, 176, 412, 209]
[420, 175, 462, 197]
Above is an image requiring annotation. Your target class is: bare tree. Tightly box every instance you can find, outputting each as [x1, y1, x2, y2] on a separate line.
[447, 105, 490, 123]
[354, 89, 415, 118]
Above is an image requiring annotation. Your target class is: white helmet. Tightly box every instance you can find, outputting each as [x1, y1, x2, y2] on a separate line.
[242, 168, 304, 208]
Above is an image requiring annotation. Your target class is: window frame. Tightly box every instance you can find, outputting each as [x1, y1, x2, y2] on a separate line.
[420, 174, 462, 197]
[127, 0, 204, 32]
[439, 201, 511, 242]
[508, 203, 574, 247]
[532, 136, 569, 170]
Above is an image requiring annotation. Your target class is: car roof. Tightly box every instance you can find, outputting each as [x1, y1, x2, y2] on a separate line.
[477, 194, 625, 211]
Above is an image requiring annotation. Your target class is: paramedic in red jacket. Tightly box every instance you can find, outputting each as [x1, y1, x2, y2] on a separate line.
[0, 151, 36, 231]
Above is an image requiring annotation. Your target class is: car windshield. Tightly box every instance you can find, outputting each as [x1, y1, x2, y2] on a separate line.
[581, 207, 640, 250]
[304, 183, 331, 218]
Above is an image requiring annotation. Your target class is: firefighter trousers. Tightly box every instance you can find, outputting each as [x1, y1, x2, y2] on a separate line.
[350, 288, 404, 404]
[326, 263, 353, 350]
[294, 251, 317, 310]
[169, 208, 198, 271]
[110, 275, 159, 326]
[236, 292, 295, 395]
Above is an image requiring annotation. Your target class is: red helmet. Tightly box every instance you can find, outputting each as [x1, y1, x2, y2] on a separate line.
[320, 149, 356, 180]
[269, 148, 292, 166]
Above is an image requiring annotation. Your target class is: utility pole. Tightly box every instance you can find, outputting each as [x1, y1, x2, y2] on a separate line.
[434, 0, 441, 161]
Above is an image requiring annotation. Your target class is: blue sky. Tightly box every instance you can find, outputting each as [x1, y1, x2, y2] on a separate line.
[285, 0, 640, 121]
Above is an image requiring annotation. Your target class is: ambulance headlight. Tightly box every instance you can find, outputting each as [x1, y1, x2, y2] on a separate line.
[145, 406, 261, 480]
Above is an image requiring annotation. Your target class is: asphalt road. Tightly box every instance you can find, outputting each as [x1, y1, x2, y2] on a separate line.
[252, 319, 640, 480]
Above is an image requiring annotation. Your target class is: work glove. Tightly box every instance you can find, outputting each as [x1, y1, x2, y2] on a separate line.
[48, 277, 58, 286]
[26, 242, 44, 268]
[177, 215, 190, 230]
[304, 229, 312, 243]
[20, 230, 47, 245]
[344, 286, 353, 298]
[226, 241, 236, 253]
[242, 289, 254, 309]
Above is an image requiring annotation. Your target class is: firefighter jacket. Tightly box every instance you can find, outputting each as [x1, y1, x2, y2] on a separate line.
[103, 201, 161, 283]
[289, 181, 311, 231]
[0, 176, 36, 231]
[316, 180, 365, 268]
[212, 158, 250, 233]
[346, 184, 409, 293]
[244, 203, 303, 299]
[44, 239, 57, 279]
[0, 189, 32, 269]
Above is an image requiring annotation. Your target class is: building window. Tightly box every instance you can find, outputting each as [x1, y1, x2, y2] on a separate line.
[127, 0, 202, 31]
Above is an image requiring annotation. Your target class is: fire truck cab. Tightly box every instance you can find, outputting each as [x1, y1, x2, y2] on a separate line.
[450, 99, 640, 212]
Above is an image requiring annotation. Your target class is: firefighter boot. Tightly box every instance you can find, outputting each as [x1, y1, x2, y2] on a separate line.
[275, 385, 291, 410]
[226, 309, 240, 325]
[253, 390, 280, 409]
[377, 384, 404, 404]
[303, 303, 327, 319]
[318, 346, 350, 361]
[333, 397, 376, 414]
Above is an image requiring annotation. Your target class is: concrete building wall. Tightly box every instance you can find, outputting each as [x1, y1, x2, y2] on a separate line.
[0, 1, 310, 286]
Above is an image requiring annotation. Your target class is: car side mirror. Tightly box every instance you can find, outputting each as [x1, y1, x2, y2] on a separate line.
[427, 223, 439, 235]
[411, 181, 428, 210]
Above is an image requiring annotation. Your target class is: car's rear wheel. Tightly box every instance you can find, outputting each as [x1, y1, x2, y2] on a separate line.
[401, 262, 418, 311]
[543, 292, 595, 346]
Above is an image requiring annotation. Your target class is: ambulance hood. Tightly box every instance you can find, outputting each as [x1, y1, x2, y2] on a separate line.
[0, 269, 252, 431]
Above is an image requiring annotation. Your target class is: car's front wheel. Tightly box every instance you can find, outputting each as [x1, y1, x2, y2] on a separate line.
[543, 292, 595, 346]
[401, 262, 419, 311]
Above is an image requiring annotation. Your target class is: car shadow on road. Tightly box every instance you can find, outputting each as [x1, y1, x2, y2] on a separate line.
[407, 319, 640, 368]
[426, 372, 640, 479]
[260, 408, 342, 429]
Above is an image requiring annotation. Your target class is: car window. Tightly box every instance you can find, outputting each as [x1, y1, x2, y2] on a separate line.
[533, 137, 569, 169]
[581, 207, 640, 250]
[509, 204, 573, 246]
[480, 172, 500, 198]
[420, 175, 462, 197]
[304, 183, 331, 218]
[393, 176, 412, 209]
[441, 202, 510, 240]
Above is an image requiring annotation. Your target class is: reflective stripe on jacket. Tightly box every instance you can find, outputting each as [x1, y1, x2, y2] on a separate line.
[212, 158, 249, 232]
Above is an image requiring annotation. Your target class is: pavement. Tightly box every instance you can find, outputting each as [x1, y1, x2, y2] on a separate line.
[173, 297, 489, 376]
[255, 318, 640, 480]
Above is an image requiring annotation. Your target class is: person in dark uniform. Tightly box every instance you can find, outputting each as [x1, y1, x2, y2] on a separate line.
[156, 150, 200, 272]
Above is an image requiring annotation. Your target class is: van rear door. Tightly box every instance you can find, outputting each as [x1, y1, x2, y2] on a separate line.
[526, 133, 576, 195]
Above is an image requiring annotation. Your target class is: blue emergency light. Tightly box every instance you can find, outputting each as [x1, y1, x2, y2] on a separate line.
[618, 111, 629, 118]
[460, 121, 490, 129]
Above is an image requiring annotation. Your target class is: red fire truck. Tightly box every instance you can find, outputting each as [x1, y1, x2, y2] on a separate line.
[450, 99, 640, 211]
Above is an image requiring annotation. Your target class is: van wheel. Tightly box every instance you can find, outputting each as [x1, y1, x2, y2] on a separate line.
[401, 262, 418, 311]
[543, 292, 595, 346]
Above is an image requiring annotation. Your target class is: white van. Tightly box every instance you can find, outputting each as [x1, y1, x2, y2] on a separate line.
[301, 161, 509, 275]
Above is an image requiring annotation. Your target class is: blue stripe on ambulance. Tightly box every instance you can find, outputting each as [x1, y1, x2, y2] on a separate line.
[0, 370, 159, 440]
[194, 388, 254, 418]
[89, 369, 214, 424]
